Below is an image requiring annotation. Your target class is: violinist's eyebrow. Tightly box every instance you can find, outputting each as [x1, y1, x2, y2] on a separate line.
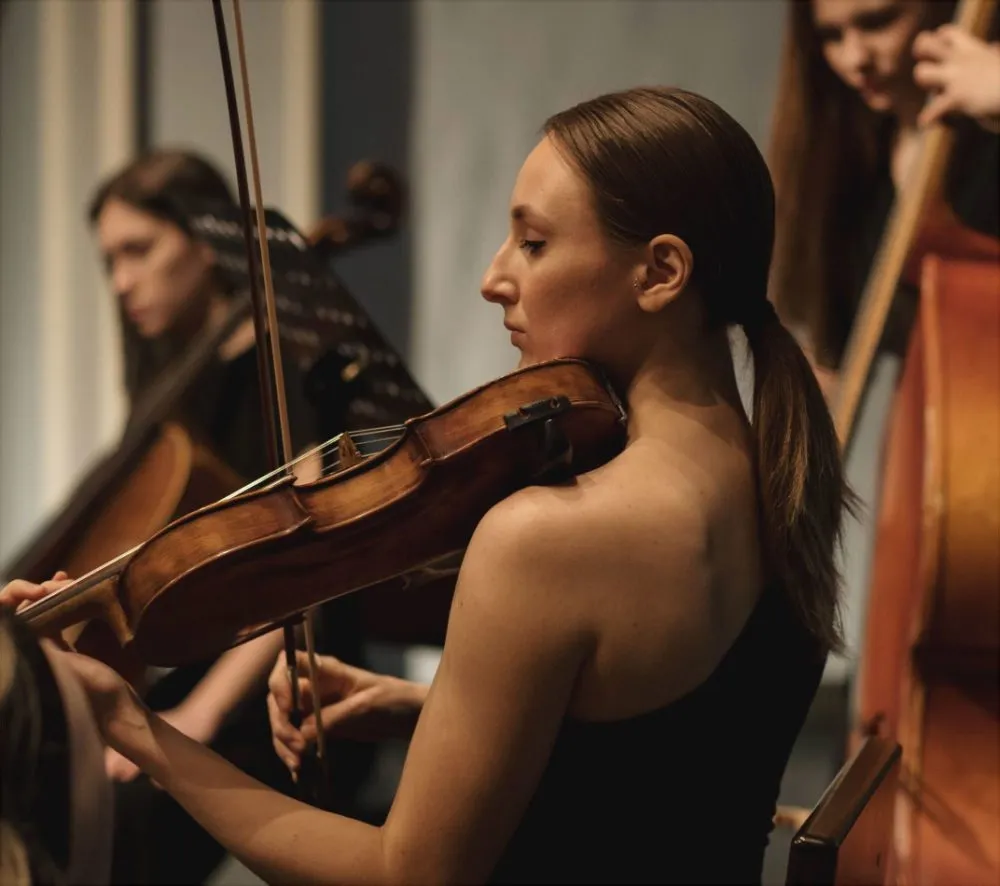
[511, 204, 552, 231]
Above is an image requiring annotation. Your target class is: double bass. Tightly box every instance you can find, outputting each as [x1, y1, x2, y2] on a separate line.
[834, 0, 1000, 882]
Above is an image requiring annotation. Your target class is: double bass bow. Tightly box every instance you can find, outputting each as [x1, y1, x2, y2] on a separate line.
[835, 0, 1000, 882]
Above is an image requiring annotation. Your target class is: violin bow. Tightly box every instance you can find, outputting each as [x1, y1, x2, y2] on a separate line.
[210, 0, 329, 802]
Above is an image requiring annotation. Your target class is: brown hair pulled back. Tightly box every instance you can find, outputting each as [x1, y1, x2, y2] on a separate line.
[544, 86, 855, 652]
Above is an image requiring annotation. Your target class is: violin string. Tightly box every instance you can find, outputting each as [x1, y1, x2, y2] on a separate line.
[222, 426, 406, 499]
[19, 427, 407, 614]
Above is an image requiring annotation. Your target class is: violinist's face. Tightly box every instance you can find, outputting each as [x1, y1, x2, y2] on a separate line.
[96, 198, 216, 339]
[812, 0, 930, 113]
[480, 136, 642, 375]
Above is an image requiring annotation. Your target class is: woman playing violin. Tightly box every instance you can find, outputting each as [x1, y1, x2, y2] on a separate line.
[3, 86, 853, 884]
[769, 0, 1000, 397]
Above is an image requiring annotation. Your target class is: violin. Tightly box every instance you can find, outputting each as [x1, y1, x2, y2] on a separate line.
[17, 357, 626, 667]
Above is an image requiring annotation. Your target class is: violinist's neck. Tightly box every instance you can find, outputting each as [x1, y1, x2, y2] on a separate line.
[624, 327, 743, 445]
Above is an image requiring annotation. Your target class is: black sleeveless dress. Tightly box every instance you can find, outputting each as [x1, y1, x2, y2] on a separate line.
[490, 582, 826, 884]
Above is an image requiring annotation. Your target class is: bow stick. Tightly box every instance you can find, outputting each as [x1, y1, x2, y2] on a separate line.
[211, 0, 329, 802]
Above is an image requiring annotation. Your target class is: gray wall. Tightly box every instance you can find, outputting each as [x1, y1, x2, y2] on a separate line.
[410, 0, 785, 402]
[319, 0, 414, 363]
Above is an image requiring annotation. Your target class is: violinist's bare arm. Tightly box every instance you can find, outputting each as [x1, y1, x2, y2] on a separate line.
[60, 486, 662, 885]
[159, 629, 285, 744]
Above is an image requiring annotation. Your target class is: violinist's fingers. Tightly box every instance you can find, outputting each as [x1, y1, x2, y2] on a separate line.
[913, 27, 951, 61]
[104, 746, 141, 783]
[0, 580, 49, 612]
[913, 60, 949, 92]
[299, 691, 373, 741]
[51, 570, 69, 581]
[919, 91, 958, 127]
[267, 691, 309, 749]
[267, 693, 306, 773]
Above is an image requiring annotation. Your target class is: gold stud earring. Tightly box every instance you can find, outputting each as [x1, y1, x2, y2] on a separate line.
[633, 278, 642, 291]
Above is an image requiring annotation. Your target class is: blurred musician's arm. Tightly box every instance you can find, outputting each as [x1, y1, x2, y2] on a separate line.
[170, 441, 322, 743]
[165, 630, 286, 744]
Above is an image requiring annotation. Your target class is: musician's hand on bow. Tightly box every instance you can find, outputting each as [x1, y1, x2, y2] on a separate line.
[913, 26, 1000, 127]
[267, 650, 427, 774]
[0, 571, 72, 612]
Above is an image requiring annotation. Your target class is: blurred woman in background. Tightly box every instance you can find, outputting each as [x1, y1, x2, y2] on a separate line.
[768, 0, 1000, 397]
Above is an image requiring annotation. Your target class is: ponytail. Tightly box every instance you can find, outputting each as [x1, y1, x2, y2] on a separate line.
[742, 306, 857, 653]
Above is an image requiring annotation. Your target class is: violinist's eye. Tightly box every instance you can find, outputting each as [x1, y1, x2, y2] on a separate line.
[855, 7, 900, 32]
[519, 239, 545, 255]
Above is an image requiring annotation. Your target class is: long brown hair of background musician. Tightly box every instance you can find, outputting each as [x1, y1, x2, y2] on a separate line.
[87, 150, 239, 411]
[768, 0, 999, 370]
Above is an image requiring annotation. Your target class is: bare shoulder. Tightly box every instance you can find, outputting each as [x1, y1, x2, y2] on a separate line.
[452, 439, 762, 717]
[455, 448, 710, 622]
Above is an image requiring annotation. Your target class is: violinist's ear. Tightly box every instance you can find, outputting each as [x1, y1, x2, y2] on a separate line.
[634, 234, 693, 314]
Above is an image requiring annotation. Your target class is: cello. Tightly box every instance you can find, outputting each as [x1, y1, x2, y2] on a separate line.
[833, 0, 1000, 882]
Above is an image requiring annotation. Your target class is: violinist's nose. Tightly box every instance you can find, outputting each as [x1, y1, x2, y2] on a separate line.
[111, 260, 136, 301]
[480, 244, 517, 306]
[840, 28, 872, 78]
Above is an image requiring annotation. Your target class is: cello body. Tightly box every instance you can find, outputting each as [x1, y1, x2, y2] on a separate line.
[5, 422, 243, 585]
[854, 236, 1000, 883]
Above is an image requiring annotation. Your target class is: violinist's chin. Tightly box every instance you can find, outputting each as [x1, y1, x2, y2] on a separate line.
[127, 306, 163, 339]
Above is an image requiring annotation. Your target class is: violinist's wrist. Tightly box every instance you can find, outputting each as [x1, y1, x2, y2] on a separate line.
[104, 694, 161, 773]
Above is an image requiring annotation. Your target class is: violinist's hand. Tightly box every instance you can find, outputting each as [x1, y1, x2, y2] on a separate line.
[104, 746, 142, 783]
[54, 648, 151, 758]
[0, 571, 72, 612]
[913, 26, 1000, 127]
[267, 650, 427, 775]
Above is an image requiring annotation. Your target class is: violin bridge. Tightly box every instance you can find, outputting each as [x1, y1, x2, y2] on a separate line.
[337, 432, 363, 469]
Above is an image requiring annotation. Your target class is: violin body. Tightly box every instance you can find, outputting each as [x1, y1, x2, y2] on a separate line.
[23, 359, 626, 667]
[854, 243, 1000, 883]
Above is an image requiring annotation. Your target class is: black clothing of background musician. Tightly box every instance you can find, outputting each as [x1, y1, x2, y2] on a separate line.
[112, 341, 378, 886]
